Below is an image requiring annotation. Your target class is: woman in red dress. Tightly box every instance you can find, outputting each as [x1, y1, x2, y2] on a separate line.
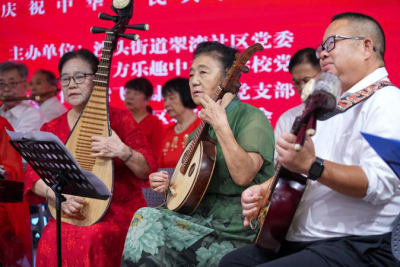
[124, 78, 165, 161]
[24, 49, 157, 267]
[159, 78, 201, 168]
[0, 116, 32, 267]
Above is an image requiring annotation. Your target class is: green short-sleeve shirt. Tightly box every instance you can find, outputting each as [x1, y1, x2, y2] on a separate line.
[190, 96, 275, 197]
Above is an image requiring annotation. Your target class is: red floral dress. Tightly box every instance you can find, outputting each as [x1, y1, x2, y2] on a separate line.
[138, 113, 165, 162]
[159, 117, 202, 168]
[24, 107, 157, 267]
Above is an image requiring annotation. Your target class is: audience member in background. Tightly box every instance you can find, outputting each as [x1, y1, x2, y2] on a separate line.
[159, 77, 201, 168]
[274, 48, 321, 163]
[0, 62, 44, 132]
[30, 69, 67, 122]
[124, 77, 165, 160]
[0, 116, 32, 267]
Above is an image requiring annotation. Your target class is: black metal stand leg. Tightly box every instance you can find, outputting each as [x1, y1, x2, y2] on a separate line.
[54, 183, 64, 267]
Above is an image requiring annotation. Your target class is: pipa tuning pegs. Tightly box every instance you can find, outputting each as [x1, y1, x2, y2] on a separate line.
[118, 33, 139, 41]
[99, 13, 118, 22]
[126, 24, 150, 31]
[91, 27, 109, 34]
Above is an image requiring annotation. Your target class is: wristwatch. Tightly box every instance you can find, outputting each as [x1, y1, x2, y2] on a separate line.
[308, 157, 324, 181]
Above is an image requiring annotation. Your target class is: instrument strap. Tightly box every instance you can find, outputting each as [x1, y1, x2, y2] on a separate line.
[318, 80, 395, 121]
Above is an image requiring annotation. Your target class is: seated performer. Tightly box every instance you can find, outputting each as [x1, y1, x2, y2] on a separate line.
[0, 61, 44, 132]
[220, 12, 400, 267]
[0, 116, 32, 267]
[30, 69, 67, 122]
[159, 77, 201, 168]
[124, 77, 165, 160]
[274, 48, 321, 163]
[121, 41, 275, 267]
[24, 49, 157, 267]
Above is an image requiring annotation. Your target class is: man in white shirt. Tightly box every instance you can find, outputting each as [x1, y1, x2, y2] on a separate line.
[30, 69, 67, 122]
[0, 62, 44, 132]
[274, 48, 320, 163]
[221, 12, 400, 267]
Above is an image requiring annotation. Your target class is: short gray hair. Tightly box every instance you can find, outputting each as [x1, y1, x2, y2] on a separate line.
[332, 12, 385, 62]
[0, 61, 28, 80]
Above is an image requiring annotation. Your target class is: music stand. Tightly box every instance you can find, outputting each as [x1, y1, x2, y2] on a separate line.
[6, 130, 112, 267]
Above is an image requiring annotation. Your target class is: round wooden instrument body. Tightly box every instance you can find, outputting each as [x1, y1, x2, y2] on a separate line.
[47, 158, 113, 227]
[255, 168, 306, 252]
[166, 140, 216, 214]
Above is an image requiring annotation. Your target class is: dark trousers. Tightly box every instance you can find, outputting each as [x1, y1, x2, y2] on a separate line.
[219, 233, 400, 267]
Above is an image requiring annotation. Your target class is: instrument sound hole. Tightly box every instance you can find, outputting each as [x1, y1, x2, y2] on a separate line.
[188, 163, 196, 177]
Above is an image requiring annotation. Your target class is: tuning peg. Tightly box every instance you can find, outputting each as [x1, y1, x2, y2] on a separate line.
[111, 5, 118, 14]
[294, 125, 306, 151]
[91, 27, 109, 34]
[126, 24, 150, 31]
[99, 13, 118, 22]
[118, 33, 139, 41]
[306, 115, 316, 136]
[240, 65, 250, 73]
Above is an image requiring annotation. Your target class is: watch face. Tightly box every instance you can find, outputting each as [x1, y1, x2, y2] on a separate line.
[309, 157, 324, 181]
[113, 0, 130, 9]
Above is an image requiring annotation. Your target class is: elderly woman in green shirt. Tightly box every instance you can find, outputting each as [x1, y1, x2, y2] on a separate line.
[121, 41, 275, 267]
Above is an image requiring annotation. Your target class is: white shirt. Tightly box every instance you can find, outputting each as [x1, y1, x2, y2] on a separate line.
[286, 67, 400, 242]
[40, 96, 67, 122]
[0, 101, 44, 132]
[274, 103, 305, 163]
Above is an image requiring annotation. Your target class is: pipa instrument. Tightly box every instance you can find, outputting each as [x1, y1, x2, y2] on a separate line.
[48, 0, 149, 226]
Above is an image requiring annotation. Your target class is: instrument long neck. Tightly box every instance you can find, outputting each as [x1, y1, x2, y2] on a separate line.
[93, 32, 115, 92]
[266, 120, 300, 202]
[179, 86, 223, 174]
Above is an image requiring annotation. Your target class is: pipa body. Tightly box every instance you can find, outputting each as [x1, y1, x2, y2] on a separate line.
[48, 33, 118, 226]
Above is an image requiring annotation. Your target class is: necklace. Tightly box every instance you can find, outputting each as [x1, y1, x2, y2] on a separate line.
[174, 114, 197, 134]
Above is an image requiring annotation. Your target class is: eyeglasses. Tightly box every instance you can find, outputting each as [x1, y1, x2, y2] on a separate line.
[0, 81, 25, 90]
[315, 35, 366, 59]
[58, 73, 94, 87]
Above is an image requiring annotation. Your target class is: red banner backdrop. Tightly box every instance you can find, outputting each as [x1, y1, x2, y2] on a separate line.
[1, 0, 399, 127]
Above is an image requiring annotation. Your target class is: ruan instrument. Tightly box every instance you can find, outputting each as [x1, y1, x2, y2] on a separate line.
[254, 73, 341, 252]
[0, 89, 60, 102]
[48, 0, 149, 226]
[167, 43, 264, 214]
